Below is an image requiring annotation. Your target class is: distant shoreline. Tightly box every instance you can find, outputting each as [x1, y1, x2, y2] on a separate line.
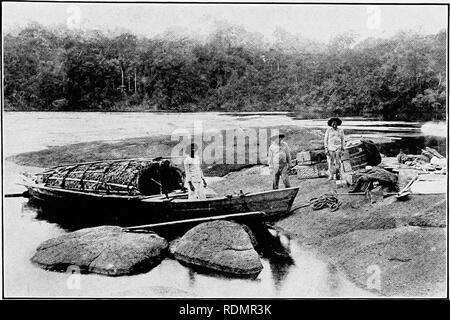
[3, 110, 436, 123]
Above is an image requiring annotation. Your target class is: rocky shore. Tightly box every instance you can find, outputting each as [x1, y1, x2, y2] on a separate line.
[11, 129, 447, 297]
[209, 167, 446, 297]
[28, 165, 446, 296]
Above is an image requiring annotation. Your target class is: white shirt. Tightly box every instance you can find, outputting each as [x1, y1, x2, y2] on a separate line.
[183, 156, 204, 183]
[324, 128, 345, 151]
[268, 141, 291, 170]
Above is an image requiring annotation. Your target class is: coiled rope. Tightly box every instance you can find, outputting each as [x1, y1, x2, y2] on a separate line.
[309, 194, 341, 212]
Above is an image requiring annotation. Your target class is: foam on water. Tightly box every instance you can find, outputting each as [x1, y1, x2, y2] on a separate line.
[421, 121, 447, 138]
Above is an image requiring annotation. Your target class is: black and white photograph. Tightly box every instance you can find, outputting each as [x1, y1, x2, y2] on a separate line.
[1, 0, 448, 302]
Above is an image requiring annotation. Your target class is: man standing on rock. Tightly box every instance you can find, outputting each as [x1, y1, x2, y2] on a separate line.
[324, 117, 345, 180]
[184, 143, 207, 200]
[268, 133, 292, 189]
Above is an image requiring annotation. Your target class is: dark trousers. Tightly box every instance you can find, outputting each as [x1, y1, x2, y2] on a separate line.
[272, 166, 291, 189]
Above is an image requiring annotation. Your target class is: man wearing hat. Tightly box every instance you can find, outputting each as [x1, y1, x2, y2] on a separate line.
[324, 117, 345, 180]
[268, 133, 292, 189]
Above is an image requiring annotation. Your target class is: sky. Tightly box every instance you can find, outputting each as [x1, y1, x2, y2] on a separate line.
[2, 2, 448, 43]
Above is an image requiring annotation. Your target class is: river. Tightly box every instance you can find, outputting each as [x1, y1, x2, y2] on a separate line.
[2, 112, 446, 298]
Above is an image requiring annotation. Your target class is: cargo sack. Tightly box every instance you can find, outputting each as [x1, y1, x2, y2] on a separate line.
[361, 140, 381, 166]
[350, 166, 398, 193]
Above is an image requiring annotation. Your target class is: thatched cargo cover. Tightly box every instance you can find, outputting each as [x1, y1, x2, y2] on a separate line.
[37, 159, 184, 196]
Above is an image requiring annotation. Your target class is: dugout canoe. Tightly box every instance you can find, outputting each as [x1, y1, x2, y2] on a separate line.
[19, 158, 299, 225]
[22, 182, 299, 225]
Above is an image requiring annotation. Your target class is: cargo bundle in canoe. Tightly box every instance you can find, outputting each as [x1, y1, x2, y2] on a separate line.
[35, 158, 184, 196]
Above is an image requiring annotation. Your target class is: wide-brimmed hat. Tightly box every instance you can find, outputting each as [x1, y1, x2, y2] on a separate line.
[327, 117, 342, 126]
[271, 133, 286, 140]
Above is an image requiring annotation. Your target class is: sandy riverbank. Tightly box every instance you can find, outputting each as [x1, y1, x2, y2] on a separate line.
[7, 129, 447, 297]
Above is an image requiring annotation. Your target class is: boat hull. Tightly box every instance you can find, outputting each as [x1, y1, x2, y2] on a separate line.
[25, 184, 299, 227]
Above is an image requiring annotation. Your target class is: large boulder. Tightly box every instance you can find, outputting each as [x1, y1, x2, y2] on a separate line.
[31, 226, 168, 276]
[171, 220, 263, 276]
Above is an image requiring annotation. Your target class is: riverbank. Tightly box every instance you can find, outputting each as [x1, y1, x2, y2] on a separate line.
[7, 125, 324, 177]
[209, 166, 446, 297]
[6, 129, 447, 297]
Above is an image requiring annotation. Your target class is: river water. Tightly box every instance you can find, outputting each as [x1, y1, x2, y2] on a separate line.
[2, 112, 446, 298]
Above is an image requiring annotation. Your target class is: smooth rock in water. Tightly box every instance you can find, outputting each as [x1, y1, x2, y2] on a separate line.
[31, 226, 168, 276]
[172, 220, 263, 276]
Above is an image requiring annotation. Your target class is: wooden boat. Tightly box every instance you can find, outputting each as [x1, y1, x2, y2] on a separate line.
[20, 159, 299, 226]
[23, 183, 299, 223]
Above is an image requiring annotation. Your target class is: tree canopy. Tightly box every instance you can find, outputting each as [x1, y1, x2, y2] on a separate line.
[3, 23, 446, 120]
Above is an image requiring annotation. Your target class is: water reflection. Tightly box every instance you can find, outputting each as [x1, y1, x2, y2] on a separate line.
[24, 200, 122, 232]
[6, 190, 378, 297]
[25, 196, 299, 286]
[188, 269, 196, 287]
[269, 255, 295, 293]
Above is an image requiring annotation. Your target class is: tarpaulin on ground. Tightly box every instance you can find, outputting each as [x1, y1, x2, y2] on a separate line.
[350, 166, 398, 192]
[410, 174, 446, 194]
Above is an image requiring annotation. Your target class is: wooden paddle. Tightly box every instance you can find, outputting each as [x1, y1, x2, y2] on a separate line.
[4, 191, 29, 198]
[396, 175, 419, 199]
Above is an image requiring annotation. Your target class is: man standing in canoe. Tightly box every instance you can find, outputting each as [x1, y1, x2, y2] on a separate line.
[184, 143, 207, 200]
[324, 117, 345, 180]
[268, 133, 292, 189]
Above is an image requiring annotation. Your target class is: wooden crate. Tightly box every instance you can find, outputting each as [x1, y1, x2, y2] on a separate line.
[297, 151, 312, 163]
[297, 149, 327, 165]
[295, 162, 328, 179]
[342, 143, 368, 172]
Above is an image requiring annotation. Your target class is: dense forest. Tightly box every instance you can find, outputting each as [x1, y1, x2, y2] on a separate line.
[3, 23, 446, 120]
